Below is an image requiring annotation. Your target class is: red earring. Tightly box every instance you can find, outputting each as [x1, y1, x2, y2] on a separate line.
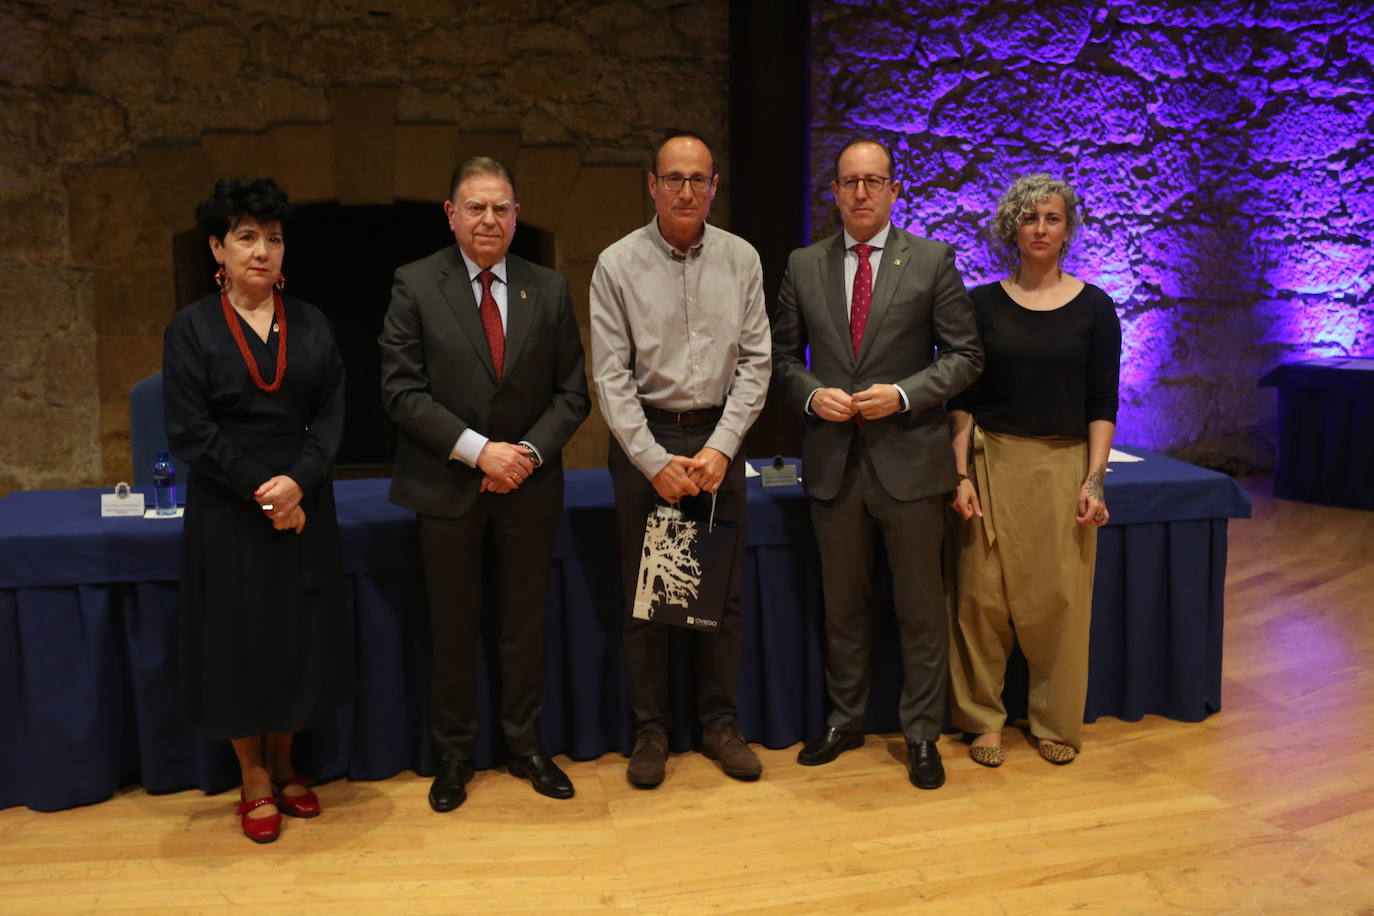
[214, 267, 228, 292]
[274, 274, 286, 291]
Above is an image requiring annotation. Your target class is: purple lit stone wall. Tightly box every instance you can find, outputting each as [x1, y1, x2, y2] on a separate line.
[811, 1, 1374, 467]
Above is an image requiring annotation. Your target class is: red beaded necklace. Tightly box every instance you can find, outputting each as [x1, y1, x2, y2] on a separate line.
[220, 291, 288, 393]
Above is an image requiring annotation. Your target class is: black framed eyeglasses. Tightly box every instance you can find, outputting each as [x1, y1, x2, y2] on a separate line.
[655, 173, 714, 194]
[837, 176, 894, 194]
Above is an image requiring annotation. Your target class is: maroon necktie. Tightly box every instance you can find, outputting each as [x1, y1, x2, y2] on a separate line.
[850, 243, 875, 356]
[478, 269, 504, 380]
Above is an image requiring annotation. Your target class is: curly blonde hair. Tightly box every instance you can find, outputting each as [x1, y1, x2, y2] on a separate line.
[989, 174, 1082, 257]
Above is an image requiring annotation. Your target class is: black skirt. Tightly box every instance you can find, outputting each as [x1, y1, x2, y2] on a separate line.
[177, 472, 355, 740]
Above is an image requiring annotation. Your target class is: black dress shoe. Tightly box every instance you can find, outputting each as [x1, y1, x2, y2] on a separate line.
[796, 726, 864, 766]
[508, 753, 575, 799]
[429, 758, 473, 812]
[907, 740, 945, 790]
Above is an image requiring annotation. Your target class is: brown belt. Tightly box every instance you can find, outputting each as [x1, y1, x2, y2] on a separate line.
[642, 404, 724, 427]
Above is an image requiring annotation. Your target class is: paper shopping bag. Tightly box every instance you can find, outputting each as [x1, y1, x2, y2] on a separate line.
[631, 495, 737, 632]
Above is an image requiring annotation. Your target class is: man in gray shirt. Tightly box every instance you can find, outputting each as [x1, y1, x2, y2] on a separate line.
[589, 130, 771, 789]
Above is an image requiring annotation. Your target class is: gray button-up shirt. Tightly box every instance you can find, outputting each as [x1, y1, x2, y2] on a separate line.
[590, 218, 772, 479]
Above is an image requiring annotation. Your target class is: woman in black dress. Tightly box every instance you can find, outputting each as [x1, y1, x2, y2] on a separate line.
[163, 178, 354, 843]
[946, 174, 1121, 768]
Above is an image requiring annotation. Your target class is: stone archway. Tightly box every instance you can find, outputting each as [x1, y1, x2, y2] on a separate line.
[67, 87, 646, 482]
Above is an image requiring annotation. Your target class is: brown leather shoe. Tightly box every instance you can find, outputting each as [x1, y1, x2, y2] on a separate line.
[627, 728, 668, 789]
[702, 722, 762, 781]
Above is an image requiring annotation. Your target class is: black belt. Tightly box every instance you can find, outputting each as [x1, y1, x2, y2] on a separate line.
[642, 404, 724, 427]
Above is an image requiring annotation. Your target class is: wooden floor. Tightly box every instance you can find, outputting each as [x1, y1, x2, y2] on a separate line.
[4, 476, 1374, 914]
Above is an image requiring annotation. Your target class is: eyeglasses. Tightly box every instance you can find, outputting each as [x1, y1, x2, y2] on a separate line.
[462, 200, 514, 219]
[836, 176, 894, 194]
[655, 173, 714, 194]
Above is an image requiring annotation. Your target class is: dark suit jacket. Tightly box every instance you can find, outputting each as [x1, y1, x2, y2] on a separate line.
[380, 246, 589, 519]
[772, 226, 982, 502]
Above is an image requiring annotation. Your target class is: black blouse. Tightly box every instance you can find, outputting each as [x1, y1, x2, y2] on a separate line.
[948, 280, 1121, 438]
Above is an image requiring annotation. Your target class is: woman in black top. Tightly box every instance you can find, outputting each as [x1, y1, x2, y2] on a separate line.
[164, 179, 354, 843]
[946, 174, 1122, 767]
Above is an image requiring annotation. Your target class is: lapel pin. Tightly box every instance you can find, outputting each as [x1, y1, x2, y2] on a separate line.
[519, 289, 527, 300]
[894, 259, 902, 266]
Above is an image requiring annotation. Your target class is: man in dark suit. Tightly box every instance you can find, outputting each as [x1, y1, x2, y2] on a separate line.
[380, 156, 589, 811]
[771, 137, 982, 789]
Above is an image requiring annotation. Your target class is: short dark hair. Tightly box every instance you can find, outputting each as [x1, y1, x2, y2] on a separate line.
[832, 137, 896, 180]
[448, 156, 517, 201]
[194, 178, 291, 241]
[652, 129, 716, 176]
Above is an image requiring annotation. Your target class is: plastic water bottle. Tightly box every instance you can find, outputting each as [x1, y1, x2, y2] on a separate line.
[152, 451, 177, 515]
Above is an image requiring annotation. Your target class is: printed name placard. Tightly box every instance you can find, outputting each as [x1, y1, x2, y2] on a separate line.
[100, 484, 146, 518]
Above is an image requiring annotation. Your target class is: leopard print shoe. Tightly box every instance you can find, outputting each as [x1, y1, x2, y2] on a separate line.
[1037, 740, 1077, 765]
[969, 744, 1005, 768]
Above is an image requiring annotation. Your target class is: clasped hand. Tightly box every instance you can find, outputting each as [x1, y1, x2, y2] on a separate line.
[651, 447, 729, 503]
[813, 384, 902, 422]
[255, 475, 306, 534]
[478, 441, 536, 494]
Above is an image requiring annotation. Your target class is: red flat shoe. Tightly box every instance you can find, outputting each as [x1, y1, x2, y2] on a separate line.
[277, 777, 321, 818]
[237, 790, 281, 843]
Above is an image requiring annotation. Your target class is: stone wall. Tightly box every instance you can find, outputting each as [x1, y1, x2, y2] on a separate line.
[10, 0, 1360, 492]
[0, 0, 729, 494]
[811, 0, 1374, 469]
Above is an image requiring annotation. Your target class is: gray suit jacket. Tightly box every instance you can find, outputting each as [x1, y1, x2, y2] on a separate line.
[380, 246, 589, 519]
[772, 226, 982, 502]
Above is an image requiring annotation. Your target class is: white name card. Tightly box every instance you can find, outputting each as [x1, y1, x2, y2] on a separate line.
[100, 489, 146, 517]
[760, 458, 800, 487]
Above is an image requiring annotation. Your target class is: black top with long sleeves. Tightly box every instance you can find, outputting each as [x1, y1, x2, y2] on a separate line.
[948, 280, 1121, 437]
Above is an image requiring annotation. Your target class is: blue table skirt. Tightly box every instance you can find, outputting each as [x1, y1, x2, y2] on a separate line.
[1260, 358, 1374, 511]
[0, 450, 1249, 812]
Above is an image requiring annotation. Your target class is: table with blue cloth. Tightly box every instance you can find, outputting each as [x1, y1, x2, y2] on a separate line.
[1259, 357, 1374, 511]
[0, 447, 1250, 812]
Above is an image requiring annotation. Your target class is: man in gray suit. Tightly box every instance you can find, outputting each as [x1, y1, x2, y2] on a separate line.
[380, 156, 589, 811]
[771, 137, 982, 789]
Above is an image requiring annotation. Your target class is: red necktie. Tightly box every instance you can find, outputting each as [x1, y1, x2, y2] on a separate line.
[850, 243, 875, 356]
[478, 269, 504, 380]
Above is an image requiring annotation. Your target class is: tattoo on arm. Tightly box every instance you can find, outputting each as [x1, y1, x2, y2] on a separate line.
[1084, 467, 1105, 502]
